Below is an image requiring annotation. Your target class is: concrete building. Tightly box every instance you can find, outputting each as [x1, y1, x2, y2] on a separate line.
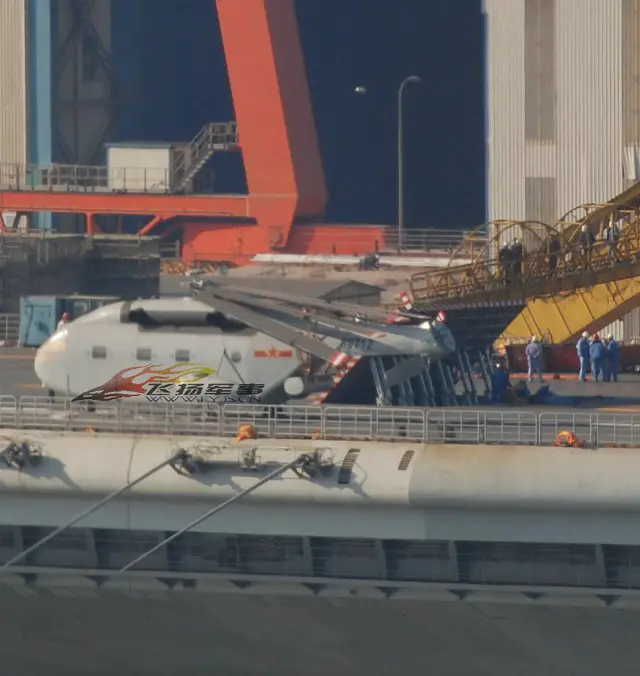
[0, 0, 125, 231]
[484, 0, 640, 340]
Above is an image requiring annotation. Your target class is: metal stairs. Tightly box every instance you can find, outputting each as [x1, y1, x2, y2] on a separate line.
[170, 121, 239, 193]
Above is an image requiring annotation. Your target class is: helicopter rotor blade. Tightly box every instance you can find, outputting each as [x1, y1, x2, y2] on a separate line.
[193, 288, 337, 361]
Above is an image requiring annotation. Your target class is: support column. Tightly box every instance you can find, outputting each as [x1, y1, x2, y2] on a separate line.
[86, 213, 97, 235]
[54, 0, 117, 164]
[139, 215, 164, 236]
[27, 0, 54, 231]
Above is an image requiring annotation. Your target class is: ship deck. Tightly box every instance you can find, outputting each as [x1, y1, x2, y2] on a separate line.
[6, 346, 640, 412]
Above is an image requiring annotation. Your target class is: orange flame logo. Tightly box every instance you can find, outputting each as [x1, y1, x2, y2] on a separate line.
[72, 363, 216, 402]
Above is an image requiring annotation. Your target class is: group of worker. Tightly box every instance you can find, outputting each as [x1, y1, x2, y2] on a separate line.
[576, 331, 619, 382]
[496, 218, 622, 284]
[497, 238, 524, 283]
[524, 332, 619, 383]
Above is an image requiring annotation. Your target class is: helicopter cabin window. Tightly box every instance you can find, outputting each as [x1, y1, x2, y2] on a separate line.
[175, 349, 190, 362]
[136, 347, 152, 361]
[91, 346, 107, 359]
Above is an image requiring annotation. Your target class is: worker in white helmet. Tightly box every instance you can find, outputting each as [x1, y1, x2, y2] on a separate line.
[576, 331, 591, 381]
[57, 312, 70, 331]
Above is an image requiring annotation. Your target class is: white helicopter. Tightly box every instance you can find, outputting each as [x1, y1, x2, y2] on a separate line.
[34, 278, 456, 405]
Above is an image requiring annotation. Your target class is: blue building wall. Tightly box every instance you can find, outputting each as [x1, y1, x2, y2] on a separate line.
[26, 0, 54, 230]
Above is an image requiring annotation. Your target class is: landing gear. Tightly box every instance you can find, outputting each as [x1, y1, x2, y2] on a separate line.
[47, 389, 55, 399]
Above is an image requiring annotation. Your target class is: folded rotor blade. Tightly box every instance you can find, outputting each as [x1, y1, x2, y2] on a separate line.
[198, 283, 373, 340]
[247, 295, 391, 339]
[204, 286, 409, 357]
[194, 289, 337, 361]
[197, 279, 397, 323]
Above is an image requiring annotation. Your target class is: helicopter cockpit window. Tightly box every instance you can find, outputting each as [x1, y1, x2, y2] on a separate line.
[175, 349, 190, 362]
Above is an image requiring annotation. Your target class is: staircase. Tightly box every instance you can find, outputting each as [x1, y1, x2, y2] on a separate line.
[170, 121, 239, 193]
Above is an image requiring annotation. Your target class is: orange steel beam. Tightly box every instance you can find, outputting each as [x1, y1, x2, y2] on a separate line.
[139, 216, 164, 236]
[0, 191, 250, 217]
[0, 1, 329, 258]
[216, 0, 327, 247]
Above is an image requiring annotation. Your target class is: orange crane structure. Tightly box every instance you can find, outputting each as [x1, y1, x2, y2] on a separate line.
[0, 0, 399, 265]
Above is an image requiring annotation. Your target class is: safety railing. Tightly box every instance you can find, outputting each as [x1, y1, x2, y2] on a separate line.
[0, 162, 171, 194]
[2, 396, 640, 447]
[170, 121, 239, 192]
[158, 229, 487, 274]
[380, 229, 488, 256]
[408, 207, 640, 303]
[0, 314, 19, 345]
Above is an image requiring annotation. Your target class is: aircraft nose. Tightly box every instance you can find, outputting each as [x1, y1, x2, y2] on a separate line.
[34, 330, 68, 392]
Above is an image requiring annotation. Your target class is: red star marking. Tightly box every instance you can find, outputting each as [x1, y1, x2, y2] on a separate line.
[268, 347, 278, 358]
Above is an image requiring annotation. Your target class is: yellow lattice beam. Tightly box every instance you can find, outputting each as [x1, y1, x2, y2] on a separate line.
[502, 277, 640, 343]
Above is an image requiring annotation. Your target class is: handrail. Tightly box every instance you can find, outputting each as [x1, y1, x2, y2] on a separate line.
[170, 121, 239, 192]
[0, 162, 172, 194]
[1, 395, 640, 448]
[408, 205, 640, 304]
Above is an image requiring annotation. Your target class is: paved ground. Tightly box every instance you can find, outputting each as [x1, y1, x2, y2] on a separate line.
[0, 347, 42, 399]
[5, 346, 640, 412]
[512, 372, 640, 412]
[1, 589, 639, 676]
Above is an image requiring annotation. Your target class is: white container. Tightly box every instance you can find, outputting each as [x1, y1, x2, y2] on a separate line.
[106, 143, 172, 192]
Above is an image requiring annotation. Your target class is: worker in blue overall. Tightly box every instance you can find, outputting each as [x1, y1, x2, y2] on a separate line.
[576, 331, 591, 381]
[525, 335, 543, 382]
[589, 334, 605, 382]
[604, 334, 619, 382]
[490, 360, 511, 403]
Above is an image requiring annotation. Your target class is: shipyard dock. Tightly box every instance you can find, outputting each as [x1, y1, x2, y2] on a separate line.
[2, 402, 640, 675]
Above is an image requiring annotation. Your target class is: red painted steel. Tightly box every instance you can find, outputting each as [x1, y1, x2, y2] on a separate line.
[0, 0, 389, 264]
[181, 222, 390, 263]
[217, 0, 327, 226]
[0, 190, 250, 218]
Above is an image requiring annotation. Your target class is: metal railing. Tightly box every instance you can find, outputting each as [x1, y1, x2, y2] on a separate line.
[2, 396, 640, 447]
[408, 206, 640, 303]
[380, 229, 487, 256]
[171, 122, 239, 192]
[159, 229, 487, 273]
[0, 314, 19, 345]
[0, 162, 171, 194]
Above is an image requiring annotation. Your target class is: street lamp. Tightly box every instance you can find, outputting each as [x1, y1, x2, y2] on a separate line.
[355, 76, 421, 251]
[397, 75, 421, 252]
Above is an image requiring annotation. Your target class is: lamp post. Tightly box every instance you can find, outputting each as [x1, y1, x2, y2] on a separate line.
[397, 75, 421, 252]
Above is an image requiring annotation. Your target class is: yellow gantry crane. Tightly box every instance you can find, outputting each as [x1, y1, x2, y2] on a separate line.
[401, 183, 640, 344]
